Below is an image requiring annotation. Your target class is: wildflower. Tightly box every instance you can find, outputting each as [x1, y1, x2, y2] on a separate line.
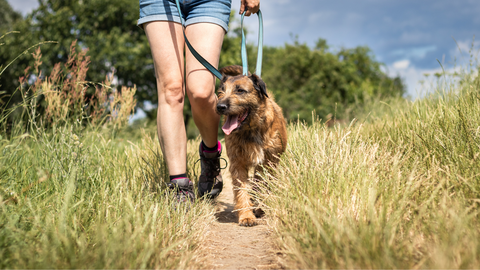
[74, 141, 80, 145]
[72, 134, 79, 141]
[79, 143, 83, 148]
[72, 152, 77, 158]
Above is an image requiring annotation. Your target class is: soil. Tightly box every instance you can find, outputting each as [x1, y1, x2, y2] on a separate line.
[199, 168, 282, 270]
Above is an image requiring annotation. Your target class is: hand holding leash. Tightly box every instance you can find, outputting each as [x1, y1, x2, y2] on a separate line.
[240, 0, 260, 16]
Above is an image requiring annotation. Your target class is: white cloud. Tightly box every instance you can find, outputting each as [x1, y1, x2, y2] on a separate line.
[449, 38, 480, 65]
[392, 59, 410, 69]
[385, 63, 463, 99]
[391, 45, 437, 59]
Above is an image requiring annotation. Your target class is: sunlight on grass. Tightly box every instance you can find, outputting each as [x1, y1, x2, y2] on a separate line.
[261, 64, 480, 268]
[0, 39, 215, 269]
[2, 33, 480, 269]
[0, 125, 215, 268]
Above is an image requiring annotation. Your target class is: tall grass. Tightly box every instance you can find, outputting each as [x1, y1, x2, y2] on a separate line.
[3, 33, 480, 269]
[1, 40, 137, 135]
[0, 41, 215, 269]
[0, 128, 214, 268]
[262, 66, 480, 268]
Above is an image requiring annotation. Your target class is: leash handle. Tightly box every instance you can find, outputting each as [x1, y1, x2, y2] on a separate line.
[175, 0, 223, 80]
[241, 10, 264, 77]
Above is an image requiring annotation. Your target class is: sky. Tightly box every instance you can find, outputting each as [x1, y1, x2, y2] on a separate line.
[7, 0, 480, 98]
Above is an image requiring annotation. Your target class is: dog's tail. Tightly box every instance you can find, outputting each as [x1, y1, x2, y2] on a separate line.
[219, 65, 250, 76]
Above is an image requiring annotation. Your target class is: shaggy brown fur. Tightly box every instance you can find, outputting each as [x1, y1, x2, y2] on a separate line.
[216, 65, 287, 226]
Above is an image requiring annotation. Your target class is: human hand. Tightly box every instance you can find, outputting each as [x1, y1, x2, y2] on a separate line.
[240, 0, 260, 16]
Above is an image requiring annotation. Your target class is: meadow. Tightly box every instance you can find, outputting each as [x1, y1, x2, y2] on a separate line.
[1, 40, 480, 268]
[0, 43, 216, 268]
[262, 65, 480, 268]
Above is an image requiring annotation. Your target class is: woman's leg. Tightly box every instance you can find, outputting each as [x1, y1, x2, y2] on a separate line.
[185, 22, 225, 198]
[185, 22, 225, 148]
[143, 21, 187, 176]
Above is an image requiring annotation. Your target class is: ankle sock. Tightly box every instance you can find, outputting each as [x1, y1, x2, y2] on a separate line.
[201, 141, 218, 152]
[170, 173, 188, 182]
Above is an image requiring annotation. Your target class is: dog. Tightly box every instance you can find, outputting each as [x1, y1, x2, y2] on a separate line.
[216, 65, 287, 226]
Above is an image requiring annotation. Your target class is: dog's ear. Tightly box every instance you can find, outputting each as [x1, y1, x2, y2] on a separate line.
[249, 74, 268, 99]
[219, 65, 244, 76]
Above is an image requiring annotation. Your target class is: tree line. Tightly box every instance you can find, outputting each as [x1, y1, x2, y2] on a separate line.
[0, 0, 404, 131]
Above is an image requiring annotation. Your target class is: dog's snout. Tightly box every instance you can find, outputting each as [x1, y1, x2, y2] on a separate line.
[216, 103, 228, 114]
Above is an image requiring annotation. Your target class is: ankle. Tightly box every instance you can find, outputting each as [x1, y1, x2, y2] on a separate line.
[201, 140, 217, 151]
[170, 173, 188, 182]
[201, 140, 221, 153]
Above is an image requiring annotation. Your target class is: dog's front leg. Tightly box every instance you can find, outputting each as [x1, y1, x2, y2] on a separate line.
[230, 163, 256, 226]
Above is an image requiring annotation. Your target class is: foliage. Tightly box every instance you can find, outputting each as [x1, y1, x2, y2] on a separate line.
[0, 1, 251, 138]
[261, 39, 405, 122]
[1, 39, 136, 134]
[0, 37, 213, 268]
[0, 0, 22, 32]
[0, 0, 152, 112]
[1, 1, 404, 134]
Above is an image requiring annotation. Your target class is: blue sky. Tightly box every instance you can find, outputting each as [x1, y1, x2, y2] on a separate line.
[8, 0, 480, 98]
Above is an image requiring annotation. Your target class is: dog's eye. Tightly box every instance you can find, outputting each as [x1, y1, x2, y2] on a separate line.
[236, 88, 247, 94]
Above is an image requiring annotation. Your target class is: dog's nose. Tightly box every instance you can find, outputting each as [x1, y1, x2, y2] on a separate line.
[216, 103, 228, 113]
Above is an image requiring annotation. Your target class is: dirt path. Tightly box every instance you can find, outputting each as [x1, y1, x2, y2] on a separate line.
[199, 168, 282, 270]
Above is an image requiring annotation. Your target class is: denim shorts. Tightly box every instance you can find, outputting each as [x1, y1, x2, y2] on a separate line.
[138, 0, 232, 32]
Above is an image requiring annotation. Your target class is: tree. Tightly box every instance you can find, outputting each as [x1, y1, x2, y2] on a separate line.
[0, 1, 404, 130]
[260, 39, 405, 122]
[0, 0, 22, 32]
[0, 0, 152, 111]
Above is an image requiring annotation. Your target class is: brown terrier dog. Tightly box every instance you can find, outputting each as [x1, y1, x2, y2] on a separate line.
[216, 65, 287, 226]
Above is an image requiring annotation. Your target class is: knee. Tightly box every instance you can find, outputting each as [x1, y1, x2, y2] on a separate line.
[160, 81, 184, 106]
[189, 88, 214, 107]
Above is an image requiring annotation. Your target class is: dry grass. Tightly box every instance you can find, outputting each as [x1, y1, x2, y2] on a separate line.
[0, 124, 216, 268]
[0, 39, 216, 269]
[261, 66, 480, 268]
[2, 33, 480, 269]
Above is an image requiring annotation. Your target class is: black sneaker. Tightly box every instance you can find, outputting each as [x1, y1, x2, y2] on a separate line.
[197, 141, 224, 199]
[168, 177, 195, 205]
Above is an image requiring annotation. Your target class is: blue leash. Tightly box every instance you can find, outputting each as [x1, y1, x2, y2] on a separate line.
[174, 0, 263, 80]
[240, 10, 263, 77]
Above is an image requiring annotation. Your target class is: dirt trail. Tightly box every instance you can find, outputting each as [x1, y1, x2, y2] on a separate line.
[199, 168, 282, 270]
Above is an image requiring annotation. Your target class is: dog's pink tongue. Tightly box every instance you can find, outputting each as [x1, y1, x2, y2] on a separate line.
[222, 115, 239, 135]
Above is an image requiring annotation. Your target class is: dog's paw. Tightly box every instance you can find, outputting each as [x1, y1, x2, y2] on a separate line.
[238, 212, 257, 226]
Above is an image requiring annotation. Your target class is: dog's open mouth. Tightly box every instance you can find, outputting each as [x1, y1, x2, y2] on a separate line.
[222, 109, 249, 135]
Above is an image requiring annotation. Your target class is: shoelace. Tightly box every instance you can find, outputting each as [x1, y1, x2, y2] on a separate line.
[194, 157, 228, 180]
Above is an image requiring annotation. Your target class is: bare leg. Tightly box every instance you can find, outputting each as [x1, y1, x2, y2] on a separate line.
[185, 23, 225, 148]
[144, 21, 187, 176]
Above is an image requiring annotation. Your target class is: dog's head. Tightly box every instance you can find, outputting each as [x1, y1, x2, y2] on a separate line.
[216, 65, 268, 135]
